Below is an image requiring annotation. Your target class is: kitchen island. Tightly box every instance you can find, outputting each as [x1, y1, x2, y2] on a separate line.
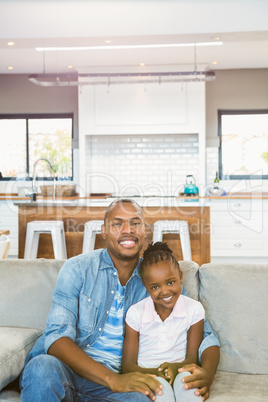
[14, 197, 211, 265]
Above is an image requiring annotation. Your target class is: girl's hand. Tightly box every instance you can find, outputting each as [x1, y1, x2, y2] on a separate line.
[157, 362, 179, 385]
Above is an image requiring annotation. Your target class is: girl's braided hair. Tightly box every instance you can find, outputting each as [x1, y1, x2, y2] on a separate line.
[139, 241, 180, 278]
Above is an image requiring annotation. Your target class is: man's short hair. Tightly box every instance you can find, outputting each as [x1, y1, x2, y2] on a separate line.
[104, 198, 143, 223]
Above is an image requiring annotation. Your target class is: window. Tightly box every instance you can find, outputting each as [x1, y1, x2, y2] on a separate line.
[218, 110, 268, 180]
[0, 114, 73, 180]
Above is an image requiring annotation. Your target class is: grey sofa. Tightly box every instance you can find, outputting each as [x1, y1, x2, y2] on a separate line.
[0, 258, 267, 401]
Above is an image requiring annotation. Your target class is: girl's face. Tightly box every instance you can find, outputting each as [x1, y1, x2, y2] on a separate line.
[142, 260, 183, 318]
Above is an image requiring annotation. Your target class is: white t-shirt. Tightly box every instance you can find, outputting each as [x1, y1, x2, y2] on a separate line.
[125, 294, 205, 368]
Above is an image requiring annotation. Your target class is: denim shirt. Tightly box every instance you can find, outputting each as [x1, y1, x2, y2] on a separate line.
[26, 249, 220, 365]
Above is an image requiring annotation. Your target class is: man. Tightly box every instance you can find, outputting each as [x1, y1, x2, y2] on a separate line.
[20, 198, 220, 401]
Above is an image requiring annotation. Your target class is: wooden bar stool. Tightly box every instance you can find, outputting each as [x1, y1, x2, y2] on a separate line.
[0, 234, 10, 259]
[24, 221, 67, 259]
[82, 220, 104, 253]
[152, 220, 192, 260]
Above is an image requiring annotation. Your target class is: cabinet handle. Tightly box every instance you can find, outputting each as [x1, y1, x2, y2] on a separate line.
[234, 203, 241, 208]
[234, 243, 242, 247]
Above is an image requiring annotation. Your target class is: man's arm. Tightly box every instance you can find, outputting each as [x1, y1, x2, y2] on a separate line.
[49, 337, 163, 401]
[179, 286, 220, 400]
[178, 346, 220, 401]
[44, 259, 163, 401]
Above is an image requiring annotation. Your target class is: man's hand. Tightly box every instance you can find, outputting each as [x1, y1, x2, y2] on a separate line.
[110, 372, 163, 401]
[178, 363, 214, 401]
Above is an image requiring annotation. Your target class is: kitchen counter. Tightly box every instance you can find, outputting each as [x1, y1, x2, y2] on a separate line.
[4, 192, 268, 263]
[15, 200, 211, 265]
[3, 190, 268, 205]
[13, 197, 210, 208]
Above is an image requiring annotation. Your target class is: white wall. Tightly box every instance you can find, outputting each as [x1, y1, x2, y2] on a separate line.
[86, 133, 199, 196]
[0, 75, 78, 193]
[1, 69, 268, 195]
[79, 80, 206, 195]
[206, 69, 268, 192]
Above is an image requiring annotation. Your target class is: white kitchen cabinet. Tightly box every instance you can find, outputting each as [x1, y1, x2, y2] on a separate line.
[78, 79, 206, 196]
[210, 198, 268, 262]
[0, 200, 18, 257]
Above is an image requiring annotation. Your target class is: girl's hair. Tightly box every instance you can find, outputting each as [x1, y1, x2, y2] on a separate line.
[139, 241, 180, 278]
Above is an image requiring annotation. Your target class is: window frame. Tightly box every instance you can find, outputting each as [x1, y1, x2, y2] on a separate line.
[218, 109, 268, 180]
[0, 113, 74, 181]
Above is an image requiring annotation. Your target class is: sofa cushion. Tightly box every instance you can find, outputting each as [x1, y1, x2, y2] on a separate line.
[0, 327, 42, 391]
[179, 260, 199, 300]
[0, 389, 21, 402]
[199, 263, 268, 375]
[209, 370, 268, 402]
[0, 259, 65, 330]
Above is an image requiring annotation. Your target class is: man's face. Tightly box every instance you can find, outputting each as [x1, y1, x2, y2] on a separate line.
[102, 202, 146, 263]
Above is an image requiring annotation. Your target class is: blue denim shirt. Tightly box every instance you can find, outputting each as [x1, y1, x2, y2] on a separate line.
[26, 249, 220, 365]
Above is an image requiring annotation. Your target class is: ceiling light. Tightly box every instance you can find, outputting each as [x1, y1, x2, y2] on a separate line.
[212, 36, 221, 41]
[7, 42, 14, 46]
[35, 41, 223, 52]
[212, 61, 218, 65]
[139, 63, 145, 66]
[8, 66, 13, 70]
[105, 40, 112, 44]
[28, 71, 216, 87]
[68, 65, 73, 69]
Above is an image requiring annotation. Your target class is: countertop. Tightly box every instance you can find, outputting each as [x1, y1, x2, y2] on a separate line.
[11, 197, 207, 208]
[1, 192, 268, 208]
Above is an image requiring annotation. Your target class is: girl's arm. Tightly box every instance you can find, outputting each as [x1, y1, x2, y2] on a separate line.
[122, 323, 160, 377]
[158, 319, 204, 384]
[185, 318, 204, 364]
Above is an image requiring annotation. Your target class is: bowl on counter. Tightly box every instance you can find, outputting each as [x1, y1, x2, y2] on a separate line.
[40, 184, 77, 197]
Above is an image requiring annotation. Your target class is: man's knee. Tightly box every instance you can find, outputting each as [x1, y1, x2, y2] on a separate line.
[23, 354, 63, 381]
[20, 354, 75, 401]
[21, 354, 68, 394]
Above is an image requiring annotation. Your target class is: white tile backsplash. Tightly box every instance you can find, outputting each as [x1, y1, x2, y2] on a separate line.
[85, 134, 199, 196]
[206, 147, 219, 186]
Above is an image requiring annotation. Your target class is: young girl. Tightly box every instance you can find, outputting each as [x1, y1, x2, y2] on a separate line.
[122, 242, 204, 402]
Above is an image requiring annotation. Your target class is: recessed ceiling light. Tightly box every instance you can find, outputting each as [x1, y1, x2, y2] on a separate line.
[212, 36, 221, 41]
[36, 41, 223, 52]
[105, 40, 112, 44]
[7, 42, 15, 46]
[212, 61, 218, 65]
[140, 63, 145, 66]
[68, 65, 73, 69]
[8, 66, 13, 70]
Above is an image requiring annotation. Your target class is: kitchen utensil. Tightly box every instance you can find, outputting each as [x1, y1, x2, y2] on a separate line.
[184, 175, 199, 195]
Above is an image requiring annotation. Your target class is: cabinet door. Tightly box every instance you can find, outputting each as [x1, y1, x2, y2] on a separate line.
[211, 199, 268, 258]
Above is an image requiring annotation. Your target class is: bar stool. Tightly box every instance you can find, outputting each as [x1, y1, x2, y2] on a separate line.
[0, 234, 10, 259]
[24, 220, 67, 259]
[82, 220, 104, 253]
[152, 220, 192, 260]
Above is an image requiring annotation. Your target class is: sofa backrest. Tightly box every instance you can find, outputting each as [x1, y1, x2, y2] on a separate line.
[0, 258, 199, 331]
[0, 259, 65, 330]
[199, 263, 268, 375]
[179, 260, 200, 300]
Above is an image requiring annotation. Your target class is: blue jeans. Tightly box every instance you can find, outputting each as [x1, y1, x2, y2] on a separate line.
[20, 355, 150, 401]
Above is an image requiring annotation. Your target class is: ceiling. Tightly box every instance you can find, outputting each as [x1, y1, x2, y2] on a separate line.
[1, 0, 268, 76]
